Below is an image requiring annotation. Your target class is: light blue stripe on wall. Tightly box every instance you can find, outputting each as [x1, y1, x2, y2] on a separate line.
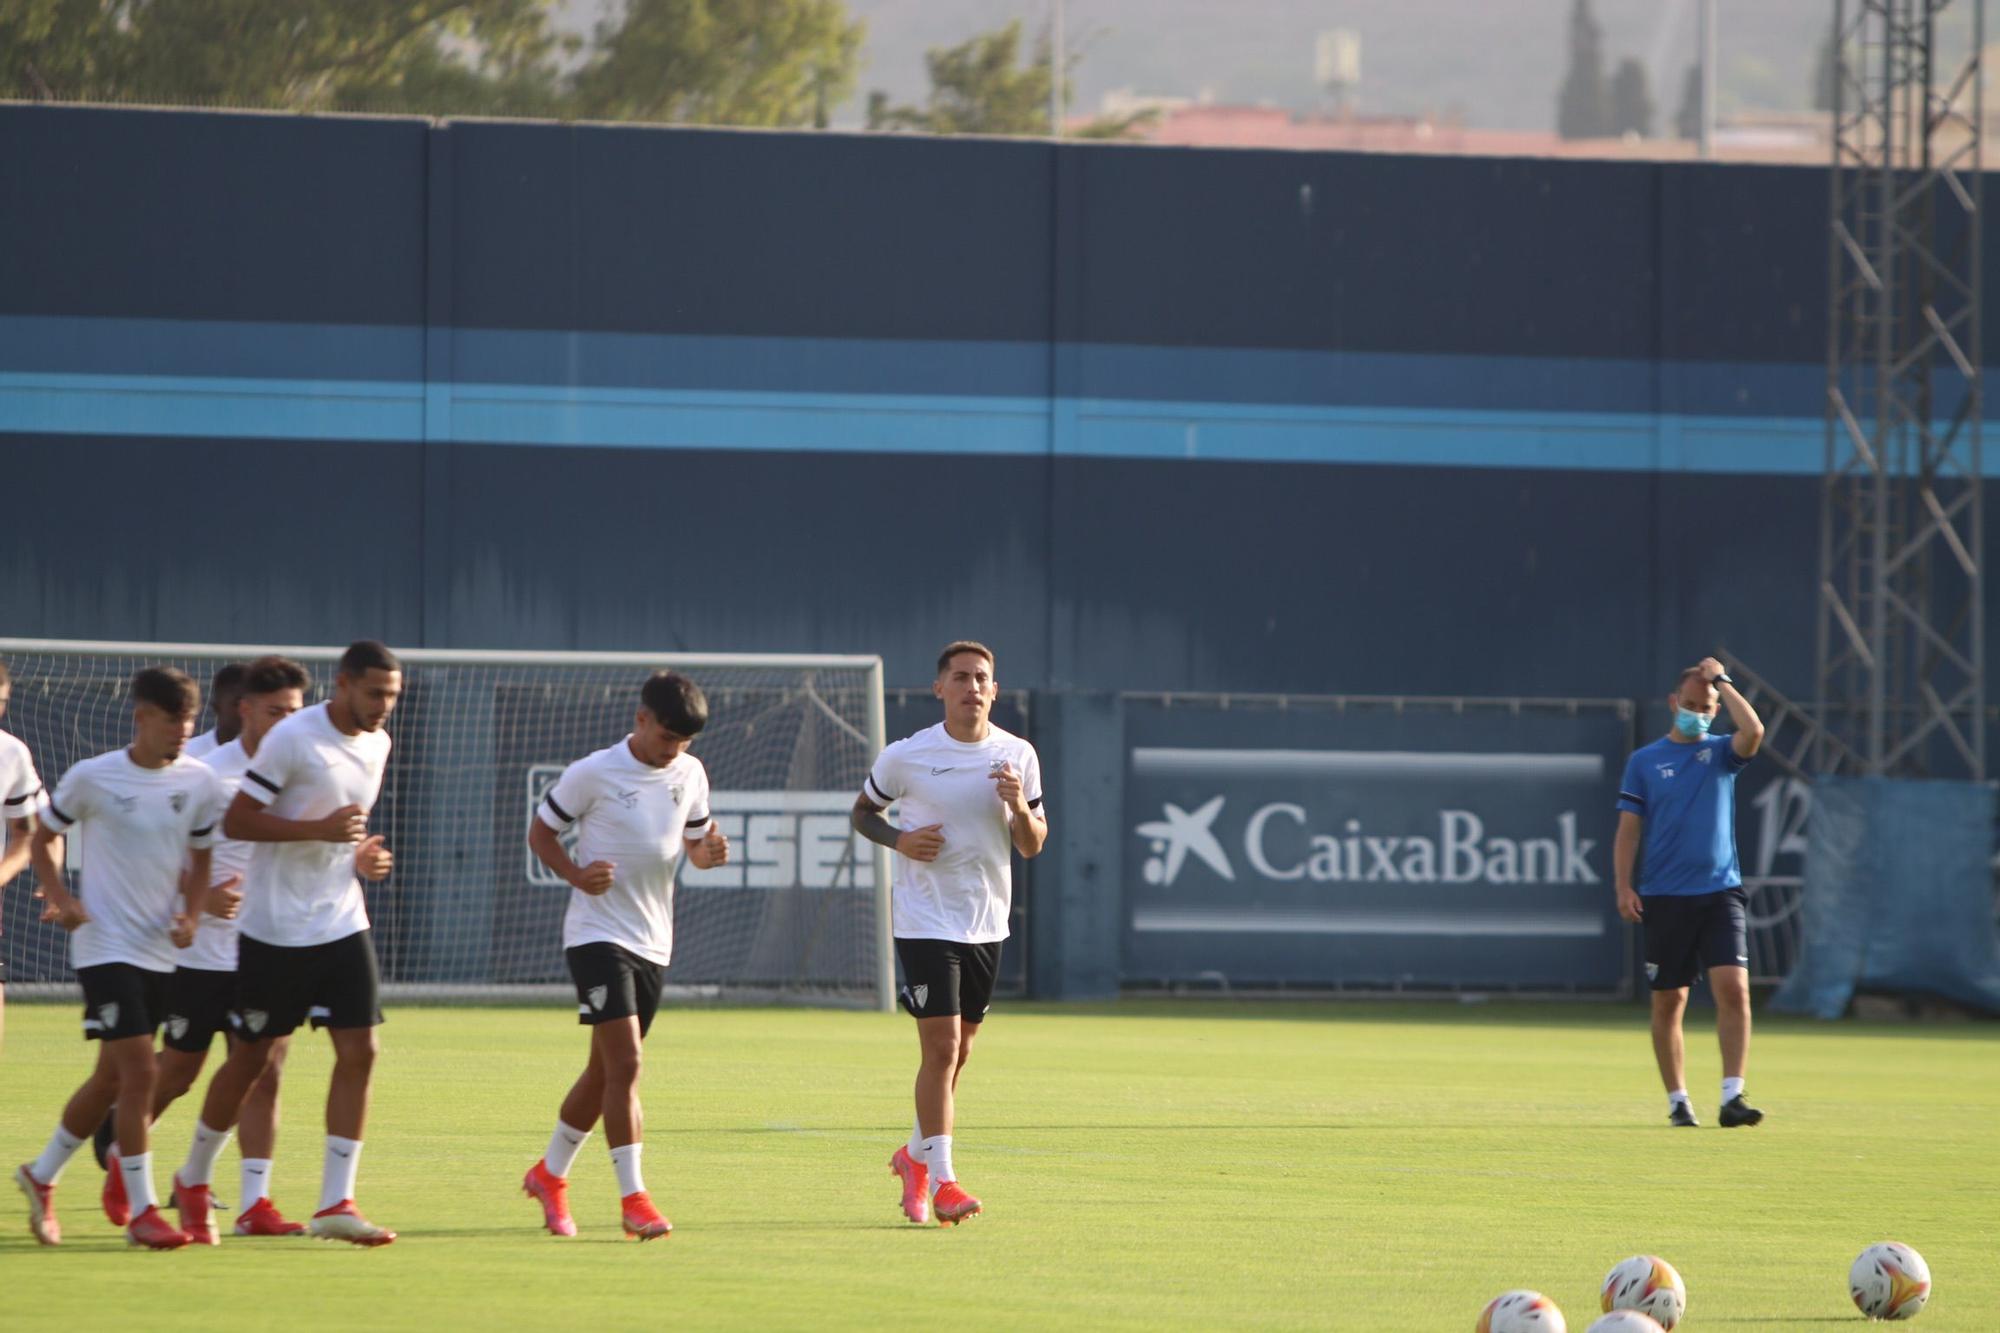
[0, 368, 1862, 473]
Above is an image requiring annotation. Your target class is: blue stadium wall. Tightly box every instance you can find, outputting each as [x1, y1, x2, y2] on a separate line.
[4, 106, 1995, 995]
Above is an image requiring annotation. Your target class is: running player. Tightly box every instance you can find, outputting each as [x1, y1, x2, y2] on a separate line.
[13, 667, 224, 1249]
[1, 660, 50, 1053]
[137, 656, 311, 1241]
[184, 662, 248, 761]
[1614, 656, 1767, 1128]
[521, 671, 728, 1241]
[852, 641, 1046, 1226]
[174, 640, 401, 1246]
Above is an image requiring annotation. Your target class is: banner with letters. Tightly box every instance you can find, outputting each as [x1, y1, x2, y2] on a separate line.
[1122, 696, 1636, 992]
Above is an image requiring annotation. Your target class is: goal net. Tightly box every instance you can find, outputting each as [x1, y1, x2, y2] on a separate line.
[0, 639, 891, 1009]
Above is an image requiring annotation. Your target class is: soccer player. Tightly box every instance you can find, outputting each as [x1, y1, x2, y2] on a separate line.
[521, 671, 729, 1241]
[1, 660, 51, 1053]
[13, 667, 224, 1249]
[1614, 656, 1767, 1129]
[175, 640, 402, 1246]
[184, 662, 248, 761]
[134, 656, 311, 1241]
[851, 641, 1046, 1226]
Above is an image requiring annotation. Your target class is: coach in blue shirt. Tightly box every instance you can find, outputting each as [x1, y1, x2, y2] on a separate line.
[1614, 656, 1766, 1129]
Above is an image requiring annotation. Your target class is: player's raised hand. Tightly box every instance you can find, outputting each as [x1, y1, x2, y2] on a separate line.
[40, 891, 88, 931]
[315, 804, 369, 845]
[573, 859, 617, 895]
[1697, 656, 1727, 683]
[990, 762, 1028, 814]
[700, 823, 730, 867]
[896, 823, 946, 862]
[205, 873, 244, 919]
[355, 834, 393, 881]
[169, 911, 196, 948]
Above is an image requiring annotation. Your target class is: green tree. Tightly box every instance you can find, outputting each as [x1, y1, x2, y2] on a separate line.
[572, 0, 862, 128]
[866, 18, 1150, 139]
[1555, 0, 1611, 139]
[2, 0, 564, 112]
[1608, 57, 1652, 137]
[1812, 25, 1838, 112]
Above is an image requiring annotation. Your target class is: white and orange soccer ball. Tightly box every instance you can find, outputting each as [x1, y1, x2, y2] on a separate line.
[1600, 1255, 1687, 1329]
[1585, 1314, 1664, 1333]
[1477, 1290, 1566, 1332]
[1850, 1241, 1931, 1320]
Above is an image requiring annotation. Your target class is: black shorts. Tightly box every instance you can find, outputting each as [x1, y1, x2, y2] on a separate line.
[231, 930, 384, 1039]
[567, 942, 664, 1038]
[77, 963, 170, 1042]
[895, 938, 1002, 1022]
[1642, 888, 1751, 990]
[163, 967, 237, 1054]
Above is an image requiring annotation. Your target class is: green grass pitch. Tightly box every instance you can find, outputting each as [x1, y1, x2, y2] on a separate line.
[1, 998, 1994, 1330]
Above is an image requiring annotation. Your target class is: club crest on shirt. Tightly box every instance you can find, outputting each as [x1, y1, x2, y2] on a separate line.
[587, 985, 608, 1011]
[99, 1002, 120, 1030]
[169, 791, 187, 813]
[668, 785, 685, 807]
[167, 1015, 189, 1041]
[988, 759, 1007, 775]
[1696, 747, 1713, 764]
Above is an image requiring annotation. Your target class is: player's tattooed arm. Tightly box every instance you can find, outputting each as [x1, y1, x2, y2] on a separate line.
[851, 794, 944, 862]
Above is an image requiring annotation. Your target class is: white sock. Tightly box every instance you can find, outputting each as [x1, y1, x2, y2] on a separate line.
[922, 1134, 955, 1189]
[181, 1120, 233, 1189]
[610, 1143, 646, 1197]
[1722, 1076, 1746, 1103]
[320, 1136, 361, 1212]
[544, 1121, 590, 1179]
[28, 1125, 86, 1186]
[240, 1158, 273, 1209]
[120, 1150, 159, 1213]
[1667, 1089, 1690, 1109]
[908, 1116, 926, 1162]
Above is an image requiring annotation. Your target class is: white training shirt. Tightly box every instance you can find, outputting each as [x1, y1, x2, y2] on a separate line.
[536, 738, 712, 968]
[0, 729, 42, 824]
[39, 749, 222, 973]
[863, 722, 1044, 944]
[183, 728, 220, 761]
[181, 737, 256, 972]
[237, 702, 391, 949]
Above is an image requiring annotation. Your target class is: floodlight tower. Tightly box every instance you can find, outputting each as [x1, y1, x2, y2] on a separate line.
[1818, 0, 1985, 780]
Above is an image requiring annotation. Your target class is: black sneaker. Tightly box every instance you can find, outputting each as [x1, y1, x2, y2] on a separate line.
[91, 1111, 115, 1170]
[1667, 1101, 1699, 1127]
[1719, 1095, 1764, 1128]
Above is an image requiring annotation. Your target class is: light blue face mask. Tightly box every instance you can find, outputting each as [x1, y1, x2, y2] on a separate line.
[1675, 707, 1712, 737]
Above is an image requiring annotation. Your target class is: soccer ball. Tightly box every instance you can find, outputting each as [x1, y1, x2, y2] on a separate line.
[1600, 1255, 1687, 1329]
[1850, 1241, 1931, 1320]
[1477, 1290, 1566, 1332]
[1585, 1315, 1664, 1333]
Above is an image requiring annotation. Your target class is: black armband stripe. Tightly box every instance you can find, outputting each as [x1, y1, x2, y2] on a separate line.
[45, 799, 75, 827]
[245, 770, 281, 796]
[3, 787, 38, 806]
[543, 792, 575, 824]
[864, 775, 892, 805]
[683, 814, 711, 829]
[1027, 796, 1044, 810]
[1617, 791, 1646, 807]
[190, 824, 215, 838]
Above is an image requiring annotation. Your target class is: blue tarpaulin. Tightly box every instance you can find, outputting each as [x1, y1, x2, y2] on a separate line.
[1772, 777, 2000, 1019]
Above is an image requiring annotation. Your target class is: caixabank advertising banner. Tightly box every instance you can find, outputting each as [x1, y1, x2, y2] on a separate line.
[1123, 697, 1635, 991]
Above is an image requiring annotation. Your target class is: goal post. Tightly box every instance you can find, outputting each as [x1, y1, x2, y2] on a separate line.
[0, 638, 895, 1012]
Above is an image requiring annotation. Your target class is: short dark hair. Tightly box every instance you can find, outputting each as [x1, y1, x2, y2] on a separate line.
[208, 662, 249, 714]
[936, 640, 995, 676]
[132, 665, 199, 717]
[640, 671, 708, 737]
[1675, 666, 1712, 693]
[241, 654, 311, 697]
[338, 640, 402, 679]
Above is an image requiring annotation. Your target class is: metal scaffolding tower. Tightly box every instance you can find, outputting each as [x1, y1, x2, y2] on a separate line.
[1819, 0, 1986, 779]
